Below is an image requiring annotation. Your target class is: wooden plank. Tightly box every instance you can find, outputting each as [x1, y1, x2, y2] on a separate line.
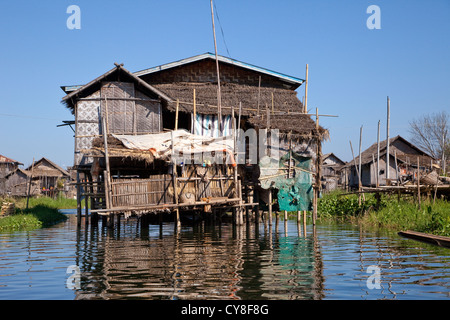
[90, 197, 242, 214]
[398, 230, 450, 248]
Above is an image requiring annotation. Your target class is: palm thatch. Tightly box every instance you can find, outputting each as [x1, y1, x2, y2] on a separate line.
[154, 82, 303, 116]
[342, 135, 435, 169]
[89, 136, 155, 164]
[247, 113, 329, 141]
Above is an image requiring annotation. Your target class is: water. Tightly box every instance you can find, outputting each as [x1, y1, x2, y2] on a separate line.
[0, 212, 449, 300]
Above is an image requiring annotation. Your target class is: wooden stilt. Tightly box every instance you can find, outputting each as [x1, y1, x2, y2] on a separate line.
[417, 156, 421, 209]
[76, 171, 81, 227]
[268, 189, 273, 227]
[84, 176, 89, 227]
[303, 210, 307, 236]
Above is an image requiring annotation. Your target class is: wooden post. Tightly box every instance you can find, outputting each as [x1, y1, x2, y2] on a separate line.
[102, 116, 112, 210]
[193, 89, 196, 134]
[386, 96, 390, 180]
[76, 172, 81, 227]
[313, 108, 321, 225]
[271, 92, 274, 115]
[257, 76, 261, 115]
[210, 0, 222, 136]
[358, 126, 363, 189]
[26, 158, 35, 211]
[417, 156, 421, 209]
[175, 99, 179, 131]
[377, 120, 380, 187]
[358, 126, 363, 205]
[268, 189, 273, 227]
[304, 64, 308, 113]
[303, 210, 307, 235]
[84, 176, 89, 226]
[238, 101, 242, 141]
[394, 150, 399, 184]
[171, 131, 180, 227]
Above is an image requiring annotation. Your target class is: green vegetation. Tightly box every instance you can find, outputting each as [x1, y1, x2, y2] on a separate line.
[0, 196, 75, 232]
[317, 190, 450, 237]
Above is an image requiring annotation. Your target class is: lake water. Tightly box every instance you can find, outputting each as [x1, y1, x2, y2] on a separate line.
[0, 211, 449, 300]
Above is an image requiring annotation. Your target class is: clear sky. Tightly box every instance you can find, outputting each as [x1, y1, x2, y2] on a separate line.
[0, 0, 449, 168]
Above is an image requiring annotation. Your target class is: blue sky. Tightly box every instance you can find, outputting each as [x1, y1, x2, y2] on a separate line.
[0, 0, 449, 168]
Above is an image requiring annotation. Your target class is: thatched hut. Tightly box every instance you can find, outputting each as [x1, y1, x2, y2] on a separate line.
[0, 155, 23, 195]
[60, 54, 327, 224]
[343, 135, 435, 187]
[5, 158, 71, 197]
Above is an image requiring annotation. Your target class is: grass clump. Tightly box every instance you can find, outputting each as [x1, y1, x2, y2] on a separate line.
[0, 197, 70, 232]
[317, 190, 450, 236]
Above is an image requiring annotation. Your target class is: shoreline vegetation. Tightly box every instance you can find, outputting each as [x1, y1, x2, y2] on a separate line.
[316, 190, 450, 237]
[0, 197, 78, 231]
[1, 193, 449, 237]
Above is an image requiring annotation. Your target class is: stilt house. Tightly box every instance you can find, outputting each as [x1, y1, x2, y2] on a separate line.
[5, 157, 71, 197]
[0, 155, 23, 195]
[61, 54, 327, 224]
[344, 135, 435, 187]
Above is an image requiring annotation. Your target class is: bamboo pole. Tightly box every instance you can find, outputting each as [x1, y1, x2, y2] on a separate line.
[313, 108, 321, 225]
[358, 126, 363, 205]
[394, 150, 399, 183]
[257, 76, 261, 115]
[268, 189, 273, 227]
[210, 0, 222, 136]
[377, 120, 380, 187]
[102, 97, 113, 213]
[417, 156, 421, 209]
[271, 92, 274, 115]
[304, 64, 308, 113]
[349, 141, 361, 190]
[26, 157, 35, 211]
[386, 96, 390, 179]
[193, 89, 196, 134]
[175, 99, 179, 131]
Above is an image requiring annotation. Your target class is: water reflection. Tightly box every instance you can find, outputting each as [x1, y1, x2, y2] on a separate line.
[73, 219, 324, 300]
[0, 215, 449, 300]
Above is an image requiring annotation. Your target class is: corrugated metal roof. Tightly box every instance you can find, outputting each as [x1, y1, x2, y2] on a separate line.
[134, 53, 305, 86]
[62, 54, 305, 94]
[0, 155, 23, 165]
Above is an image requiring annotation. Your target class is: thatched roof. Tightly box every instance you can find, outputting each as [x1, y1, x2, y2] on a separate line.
[25, 158, 71, 178]
[153, 82, 326, 139]
[343, 135, 435, 168]
[89, 136, 155, 164]
[247, 113, 329, 140]
[155, 82, 303, 117]
[61, 64, 172, 112]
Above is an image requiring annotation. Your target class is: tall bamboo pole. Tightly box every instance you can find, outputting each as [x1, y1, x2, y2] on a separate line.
[210, 0, 222, 136]
[386, 96, 390, 180]
[175, 99, 179, 131]
[377, 120, 380, 187]
[304, 64, 309, 113]
[193, 89, 196, 134]
[417, 156, 421, 209]
[358, 126, 363, 189]
[313, 108, 320, 225]
[26, 158, 35, 211]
